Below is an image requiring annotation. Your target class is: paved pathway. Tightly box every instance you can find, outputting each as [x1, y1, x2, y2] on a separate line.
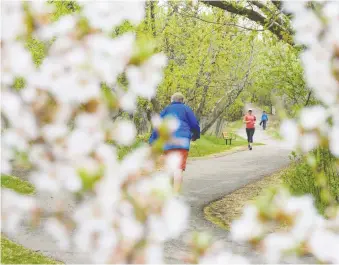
[164, 106, 296, 263]
[4, 106, 304, 264]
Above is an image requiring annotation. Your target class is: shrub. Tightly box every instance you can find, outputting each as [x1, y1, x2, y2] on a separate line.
[282, 149, 339, 214]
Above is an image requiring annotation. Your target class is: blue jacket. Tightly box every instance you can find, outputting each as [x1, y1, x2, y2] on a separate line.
[149, 102, 200, 150]
[261, 113, 268, 121]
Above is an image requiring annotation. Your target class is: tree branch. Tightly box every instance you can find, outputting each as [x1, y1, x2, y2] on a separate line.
[202, 0, 293, 45]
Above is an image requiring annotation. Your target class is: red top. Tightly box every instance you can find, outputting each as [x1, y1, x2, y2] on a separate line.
[244, 114, 256, 128]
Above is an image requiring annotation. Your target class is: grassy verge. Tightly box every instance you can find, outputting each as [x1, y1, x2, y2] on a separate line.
[1, 236, 59, 264]
[1, 175, 59, 264]
[117, 133, 250, 159]
[204, 168, 285, 230]
[189, 134, 248, 157]
[282, 150, 339, 214]
[1, 174, 35, 195]
[265, 120, 283, 140]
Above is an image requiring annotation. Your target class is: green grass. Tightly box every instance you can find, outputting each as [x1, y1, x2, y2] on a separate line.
[1, 236, 60, 264]
[281, 150, 339, 214]
[116, 132, 249, 159]
[1, 175, 35, 195]
[266, 120, 283, 140]
[189, 134, 248, 157]
[1, 176, 59, 264]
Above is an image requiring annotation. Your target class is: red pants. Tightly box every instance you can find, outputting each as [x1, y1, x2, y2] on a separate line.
[164, 149, 189, 171]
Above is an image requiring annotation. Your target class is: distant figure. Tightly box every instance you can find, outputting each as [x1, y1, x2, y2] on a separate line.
[243, 108, 256, 150]
[149, 92, 200, 193]
[260, 111, 268, 130]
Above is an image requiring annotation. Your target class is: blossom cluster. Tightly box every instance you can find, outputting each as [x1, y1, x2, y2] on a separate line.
[1, 1, 191, 263]
[231, 2, 339, 264]
[280, 1, 339, 156]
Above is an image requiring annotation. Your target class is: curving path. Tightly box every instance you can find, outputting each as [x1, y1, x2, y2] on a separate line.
[4, 106, 299, 264]
[164, 106, 294, 263]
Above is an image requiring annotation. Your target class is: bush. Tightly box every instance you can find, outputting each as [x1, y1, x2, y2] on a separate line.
[282, 149, 339, 214]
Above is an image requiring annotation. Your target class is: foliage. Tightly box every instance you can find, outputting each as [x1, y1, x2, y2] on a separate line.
[282, 150, 339, 214]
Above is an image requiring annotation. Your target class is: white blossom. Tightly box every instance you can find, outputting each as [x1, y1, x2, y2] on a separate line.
[329, 126, 339, 157]
[199, 251, 249, 264]
[119, 92, 137, 113]
[162, 198, 190, 238]
[1, 2, 25, 42]
[1, 189, 37, 234]
[261, 233, 296, 263]
[280, 119, 299, 149]
[45, 218, 70, 250]
[308, 228, 339, 263]
[113, 120, 137, 146]
[300, 132, 319, 153]
[126, 53, 167, 99]
[82, 2, 145, 32]
[300, 106, 327, 130]
[144, 244, 164, 264]
[36, 15, 77, 40]
[231, 205, 265, 242]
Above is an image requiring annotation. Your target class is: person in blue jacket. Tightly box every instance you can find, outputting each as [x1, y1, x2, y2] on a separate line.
[260, 111, 268, 130]
[149, 92, 200, 193]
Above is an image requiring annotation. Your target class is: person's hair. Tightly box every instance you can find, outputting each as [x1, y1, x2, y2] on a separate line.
[171, 92, 185, 103]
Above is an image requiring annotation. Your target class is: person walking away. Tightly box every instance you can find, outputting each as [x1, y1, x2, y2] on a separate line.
[260, 111, 268, 130]
[243, 108, 256, 150]
[149, 92, 200, 194]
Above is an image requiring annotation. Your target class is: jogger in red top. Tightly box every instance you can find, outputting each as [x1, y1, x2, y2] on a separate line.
[243, 108, 256, 150]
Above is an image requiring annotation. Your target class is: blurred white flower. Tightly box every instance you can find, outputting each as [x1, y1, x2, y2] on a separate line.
[29, 1, 55, 15]
[1, 189, 37, 234]
[292, 10, 322, 46]
[151, 115, 162, 128]
[82, 2, 145, 31]
[280, 119, 299, 149]
[164, 152, 182, 172]
[67, 129, 100, 156]
[36, 15, 77, 40]
[87, 33, 135, 84]
[300, 132, 319, 152]
[119, 92, 137, 113]
[144, 243, 164, 264]
[166, 116, 180, 132]
[231, 205, 264, 242]
[120, 146, 151, 178]
[308, 228, 339, 263]
[199, 251, 249, 264]
[114, 120, 136, 146]
[120, 216, 144, 242]
[30, 170, 62, 194]
[150, 173, 172, 196]
[301, 48, 339, 105]
[262, 233, 296, 263]
[300, 106, 327, 130]
[45, 218, 70, 250]
[1, 91, 22, 122]
[329, 126, 339, 157]
[126, 53, 167, 99]
[283, 1, 306, 14]
[42, 124, 68, 143]
[2, 43, 35, 84]
[163, 198, 189, 238]
[2, 130, 28, 152]
[1, 2, 25, 42]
